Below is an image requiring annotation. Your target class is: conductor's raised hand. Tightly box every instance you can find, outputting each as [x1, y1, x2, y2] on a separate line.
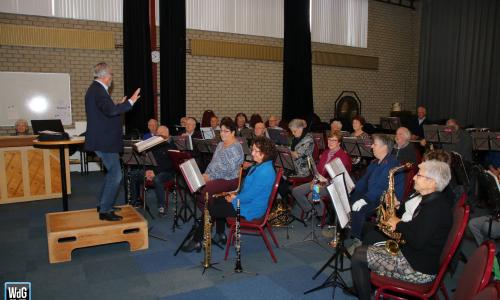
[129, 88, 141, 104]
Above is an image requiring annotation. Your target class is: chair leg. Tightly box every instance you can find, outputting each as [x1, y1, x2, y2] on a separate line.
[439, 283, 450, 300]
[265, 224, 279, 248]
[260, 228, 277, 263]
[320, 207, 327, 228]
[224, 225, 235, 261]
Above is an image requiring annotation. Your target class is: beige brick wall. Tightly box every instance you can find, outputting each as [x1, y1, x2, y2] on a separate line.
[0, 0, 420, 134]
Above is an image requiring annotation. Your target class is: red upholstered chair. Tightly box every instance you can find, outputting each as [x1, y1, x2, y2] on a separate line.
[472, 281, 500, 300]
[312, 132, 326, 157]
[224, 168, 283, 263]
[402, 165, 418, 200]
[451, 240, 496, 300]
[142, 179, 176, 211]
[371, 203, 470, 300]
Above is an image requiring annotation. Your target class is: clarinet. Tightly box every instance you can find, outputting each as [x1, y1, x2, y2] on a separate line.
[234, 199, 243, 273]
[171, 182, 179, 232]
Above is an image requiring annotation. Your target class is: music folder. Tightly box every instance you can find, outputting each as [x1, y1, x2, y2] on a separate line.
[179, 158, 205, 193]
[200, 127, 215, 140]
[324, 158, 355, 193]
[133, 135, 165, 153]
[327, 174, 351, 229]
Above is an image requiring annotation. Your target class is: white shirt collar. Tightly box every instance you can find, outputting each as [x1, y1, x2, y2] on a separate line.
[94, 79, 109, 92]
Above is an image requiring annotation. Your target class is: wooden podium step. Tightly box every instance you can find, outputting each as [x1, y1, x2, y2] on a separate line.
[46, 205, 148, 263]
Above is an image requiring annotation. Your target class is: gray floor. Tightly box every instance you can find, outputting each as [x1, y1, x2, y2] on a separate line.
[0, 171, 485, 299]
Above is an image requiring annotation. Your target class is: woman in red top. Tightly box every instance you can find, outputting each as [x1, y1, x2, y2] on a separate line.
[291, 131, 352, 220]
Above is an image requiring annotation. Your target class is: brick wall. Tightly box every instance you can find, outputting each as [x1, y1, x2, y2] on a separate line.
[0, 0, 420, 134]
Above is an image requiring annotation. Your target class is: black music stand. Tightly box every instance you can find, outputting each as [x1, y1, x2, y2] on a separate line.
[490, 132, 500, 151]
[380, 117, 401, 131]
[438, 126, 460, 144]
[122, 146, 169, 241]
[305, 173, 352, 298]
[357, 138, 374, 159]
[471, 132, 491, 151]
[342, 137, 360, 157]
[268, 128, 289, 146]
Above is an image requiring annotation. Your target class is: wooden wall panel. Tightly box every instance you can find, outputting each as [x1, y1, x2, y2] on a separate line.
[28, 149, 46, 196]
[5, 151, 24, 198]
[49, 150, 61, 194]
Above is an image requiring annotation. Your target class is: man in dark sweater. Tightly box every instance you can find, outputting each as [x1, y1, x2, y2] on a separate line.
[392, 127, 419, 165]
[129, 126, 177, 216]
[350, 160, 452, 300]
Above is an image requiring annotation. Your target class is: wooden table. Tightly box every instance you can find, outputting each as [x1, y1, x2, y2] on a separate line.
[33, 137, 84, 211]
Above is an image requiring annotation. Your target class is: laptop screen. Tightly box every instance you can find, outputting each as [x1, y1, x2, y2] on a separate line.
[30, 119, 65, 134]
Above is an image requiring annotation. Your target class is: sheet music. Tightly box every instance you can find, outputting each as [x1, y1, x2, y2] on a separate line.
[327, 177, 350, 229]
[179, 158, 205, 193]
[133, 135, 165, 153]
[324, 158, 355, 193]
[200, 127, 215, 140]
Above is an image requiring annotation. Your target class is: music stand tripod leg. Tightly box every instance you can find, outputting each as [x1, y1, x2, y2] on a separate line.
[174, 192, 201, 256]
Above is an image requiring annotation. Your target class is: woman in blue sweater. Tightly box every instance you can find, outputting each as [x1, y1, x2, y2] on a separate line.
[182, 136, 278, 252]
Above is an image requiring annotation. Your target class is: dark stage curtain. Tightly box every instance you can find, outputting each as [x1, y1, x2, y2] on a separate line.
[160, 0, 186, 126]
[418, 0, 500, 128]
[282, 0, 313, 122]
[122, 0, 154, 135]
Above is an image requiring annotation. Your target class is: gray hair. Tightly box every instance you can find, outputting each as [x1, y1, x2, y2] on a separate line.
[419, 160, 451, 192]
[372, 134, 394, 153]
[397, 127, 411, 140]
[15, 118, 28, 127]
[288, 119, 307, 129]
[93, 62, 110, 79]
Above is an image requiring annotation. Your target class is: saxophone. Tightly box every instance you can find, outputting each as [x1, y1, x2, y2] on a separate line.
[234, 199, 243, 273]
[212, 165, 244, 198]
[202, 192, 213, 268]
[376, 162, 412, 255]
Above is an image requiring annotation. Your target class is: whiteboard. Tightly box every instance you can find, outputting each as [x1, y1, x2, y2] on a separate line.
[0, 72, 72, 126]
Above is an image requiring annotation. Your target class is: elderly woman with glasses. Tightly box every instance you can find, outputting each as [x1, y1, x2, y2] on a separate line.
[198, 118, 244, 208]
[350, 160, 452, 300]
[291, 131, 352, 220]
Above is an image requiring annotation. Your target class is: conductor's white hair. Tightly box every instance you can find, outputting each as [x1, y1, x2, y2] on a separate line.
[93, 62, 110, 79]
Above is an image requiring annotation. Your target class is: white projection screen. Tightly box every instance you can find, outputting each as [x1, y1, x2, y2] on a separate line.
[0, 72, 72, 126]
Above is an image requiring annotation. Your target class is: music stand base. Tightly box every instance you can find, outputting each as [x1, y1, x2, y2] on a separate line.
[201, 262, 221, 275]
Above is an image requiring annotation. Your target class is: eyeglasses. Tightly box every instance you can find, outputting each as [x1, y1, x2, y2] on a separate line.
[220, 129, 231, 133]
[415, 173, 432, 180]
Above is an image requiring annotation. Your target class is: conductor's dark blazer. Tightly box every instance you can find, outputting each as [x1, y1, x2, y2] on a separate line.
[84, 80, 132, 153]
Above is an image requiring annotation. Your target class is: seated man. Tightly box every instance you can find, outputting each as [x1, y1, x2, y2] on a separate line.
[181, 117, 202, 139]
[129, 126, 177, 216]
[181, 136, 277, 252]
[267, 115, 283, 130]
[348, 134, 404, 249]
[441, 118, 473, 162]
[350, 160, 453, 300]
[143, 118, 158, 140]
[392, 127, 418, 165]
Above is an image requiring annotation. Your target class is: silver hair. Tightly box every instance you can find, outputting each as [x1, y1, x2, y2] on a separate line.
[397, 127, 411, 140]
[288, 119, 307, 129]
[419, 160, 451, 192]
[93, 62, 110, 79]
[186, 117, 196, 125]
[15, 119, 28, 127]
[331, 120, 343, 127]
[372, 134, 394, 153]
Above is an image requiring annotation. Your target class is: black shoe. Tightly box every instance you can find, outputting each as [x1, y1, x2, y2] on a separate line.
[213, 233, 227, 245]
[181, 239, 202, 253]
[96, 206, 122, 212]
[99, 211, 123, 221]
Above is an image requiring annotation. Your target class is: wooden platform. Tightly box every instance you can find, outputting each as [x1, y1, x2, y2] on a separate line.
[46, 205, 148, 263]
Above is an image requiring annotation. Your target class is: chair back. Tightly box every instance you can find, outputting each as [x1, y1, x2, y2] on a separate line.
[453, 192, 467, 211]
[402, 165, 418, 200]
[472, 281, 500, 300]
[260, 168, 283, 224]
[438, 203, 470, 270]
[312, 138, 321, 162]
[452, 240, 496, 300]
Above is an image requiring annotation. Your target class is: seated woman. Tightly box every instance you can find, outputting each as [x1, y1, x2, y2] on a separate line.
[289, 119, 314, 177]
[291, 131, 352, 219]
[14, 119, 30, 135]
[182, 136, 278, 252]
[198, 118, 244, 207]
[351, 160, 453, 300]
[351, 115, 370, 139]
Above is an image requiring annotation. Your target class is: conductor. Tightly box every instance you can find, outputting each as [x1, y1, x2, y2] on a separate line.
[84, 62, 141, 221]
